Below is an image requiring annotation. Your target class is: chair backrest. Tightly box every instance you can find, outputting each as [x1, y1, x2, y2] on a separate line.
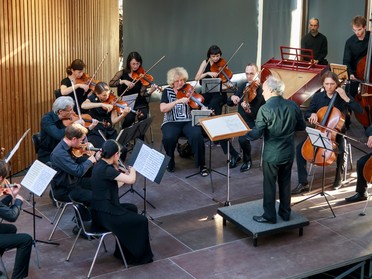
[32, 132, 41, 154]
[70, 199, 97, 235]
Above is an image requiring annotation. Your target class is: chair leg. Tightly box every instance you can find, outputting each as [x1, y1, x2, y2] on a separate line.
[66, 228, 82, 261]
[49, 203, 71, 241]
[114, 235, 128, 268]
[0, 256, 9, 279]
[87, 235, 109, 278]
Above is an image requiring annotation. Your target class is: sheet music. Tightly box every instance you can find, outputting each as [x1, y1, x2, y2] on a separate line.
[306, 127, 333, 150]
[121, 94, 138, 110]
[21, 160, 57, 196]
[201, 114, 248, 138]
[132, 144, 165, 182]
[5, 128, 31, 163]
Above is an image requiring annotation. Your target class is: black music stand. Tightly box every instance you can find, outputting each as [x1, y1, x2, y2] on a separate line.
[293, 128, 336, 218]
[118, 118, 156, 209]
[127, 139, 170, 222]
[202, 78, 222, 94]
[20, 160, 59, 268]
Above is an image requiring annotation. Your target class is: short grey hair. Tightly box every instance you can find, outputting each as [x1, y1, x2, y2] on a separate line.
[264, 75, 285, 96]
[52, 96, 75, 114]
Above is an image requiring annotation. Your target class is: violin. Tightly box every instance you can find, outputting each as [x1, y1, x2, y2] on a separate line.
[132, 66, 162, 92]
[301, 93, 345, 166]
[71, 142, 100, 158]
[176, 83, 206, 109]
[210, 58, 233, 84]
[102, 92, 144, 118]
[75, 73, 100, 91]
[0, 179, 17, 197]
[62, 112, 108, 128]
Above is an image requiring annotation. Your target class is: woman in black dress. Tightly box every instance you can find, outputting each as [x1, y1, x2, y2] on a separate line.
[90, 140, 153, 265]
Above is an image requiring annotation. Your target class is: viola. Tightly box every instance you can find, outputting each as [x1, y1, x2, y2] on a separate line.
[75, 73, 100, 91]
[176, 83, 206, 109]
[301, 93, 345, 166]
[132, 66, 162, 92]
[62, 112, 108, 128]
[0, 179, 17, 197]
[242, 80, 259, 113]
[71, 142, 100, 158]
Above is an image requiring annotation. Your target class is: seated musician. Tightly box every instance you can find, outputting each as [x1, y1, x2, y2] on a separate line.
[90, 140, 153, 265]
[160, 67, 209, 176]
[60, 59, 91, 112]
[38, 96, 98, 164]
[109, 51, 157, 130]
[226, 63, 266, 171]
[0, 160, 32, 279]
[292, 71, 363, 194]
[345, 124, 372, 202]
[81, 81, 129, 160]
[50, 123, 97, 206]
[195, 45, 238, 166]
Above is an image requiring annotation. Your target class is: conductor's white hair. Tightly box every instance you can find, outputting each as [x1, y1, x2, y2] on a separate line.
[265, 75, 285, 96]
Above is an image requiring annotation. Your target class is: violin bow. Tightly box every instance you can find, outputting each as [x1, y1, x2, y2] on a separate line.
[70, 80, 83, 123]
[119, 55, 166, 100]
[216, 42, 244, 77]
[98, 130, 128, 170]
[87, 52, 109, 88]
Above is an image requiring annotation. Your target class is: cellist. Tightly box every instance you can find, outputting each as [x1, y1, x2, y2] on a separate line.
[291, 71, 363, 194]
[345, 124, 372, 202]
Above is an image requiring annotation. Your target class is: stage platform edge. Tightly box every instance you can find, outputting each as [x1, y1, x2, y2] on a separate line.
[217, 199, 310, 246]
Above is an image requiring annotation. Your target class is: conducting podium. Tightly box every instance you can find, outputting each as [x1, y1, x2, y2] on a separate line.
[200, 112, 250, 205]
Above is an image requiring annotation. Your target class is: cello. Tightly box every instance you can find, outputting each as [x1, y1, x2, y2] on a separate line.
[301, 92, 345, 166]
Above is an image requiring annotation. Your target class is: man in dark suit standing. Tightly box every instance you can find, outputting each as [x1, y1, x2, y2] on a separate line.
[246, 76, 306, 224]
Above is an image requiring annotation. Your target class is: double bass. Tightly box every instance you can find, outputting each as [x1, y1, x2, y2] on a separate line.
[354, 18, 372, 128]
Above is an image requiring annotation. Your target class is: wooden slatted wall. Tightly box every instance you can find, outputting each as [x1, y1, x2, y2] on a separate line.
[0, 0, 119, 174]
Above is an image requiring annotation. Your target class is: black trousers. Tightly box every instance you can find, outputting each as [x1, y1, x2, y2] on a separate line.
[355, 153, 372, 193]
[262, 160, 293, 222]
[0, 224, 32, 279]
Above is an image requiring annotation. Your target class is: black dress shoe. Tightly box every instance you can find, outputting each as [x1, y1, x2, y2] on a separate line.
[291, 183, 309, 195]
[252, 215, 276, 224]
[240, 161, 252, 172]
[345, 192, 368, 203]
[229, 155, 241, 168]
[278, 213, 290, 221]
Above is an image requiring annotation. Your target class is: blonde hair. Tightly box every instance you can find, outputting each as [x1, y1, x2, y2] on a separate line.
[167, 67, 188, 87]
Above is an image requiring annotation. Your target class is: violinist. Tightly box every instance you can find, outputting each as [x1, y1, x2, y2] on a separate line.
[226, 64, 266, 172]
[160, 67, 209, 176]
[0, 160, 32, 279]
[60, 59, 91, 113]
[195, 45, 232, 115]
[345, 124, 372, 203]
[292, 71, 363, 195]
[109, 52, 157, 130]
[38, 96, 98, 164]
[50, 123, 98, 210]
[81, 82, 129, 159]
[90, 140, 153, 265]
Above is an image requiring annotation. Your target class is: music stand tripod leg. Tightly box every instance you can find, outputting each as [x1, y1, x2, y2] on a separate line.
[141, 178, 162, 224]
[120, 184, 156, 209]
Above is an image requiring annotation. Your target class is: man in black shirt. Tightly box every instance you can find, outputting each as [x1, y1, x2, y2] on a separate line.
[301, 18, 328, 65]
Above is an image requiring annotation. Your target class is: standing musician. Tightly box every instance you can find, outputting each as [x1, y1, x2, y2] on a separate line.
[226, 63, 266, 172]
[50, 123, 98, 207]
[81, 81, 129, 160]
[91, 140, 153, 265]
[246, 76, 306, 224]
[109, 51, 157, 130]
[38, 96, 98, 164]
[345, 124, 372, 202]
[0, 160, 32, 279]
[195, 45, 238, 166]
[60, 59, 91, 112]
[301, 18, 328, 65]
[160, 67, 209, 176]
[292, 71, 363, 195]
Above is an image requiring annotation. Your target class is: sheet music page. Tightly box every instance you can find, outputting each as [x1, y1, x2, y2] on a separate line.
[202, 114, 248, 137]
[21, 160, 57, 196]
[306, 127, 333, 150]
[133, 144, 165, 182]
[5, 128, 31, 163]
